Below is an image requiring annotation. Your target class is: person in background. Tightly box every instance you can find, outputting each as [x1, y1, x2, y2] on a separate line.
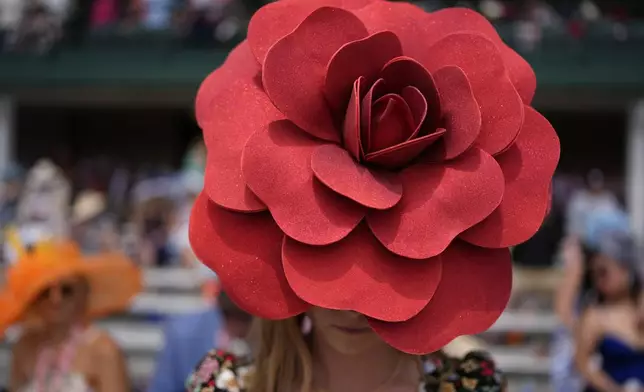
[169, 169, 203, 267]
[552, 235, 585, 392]
[553, 207, 634, 392]
[147, 270, 252, 392]
[574, 225, 644, 391]
[1, 229, 141, 392]
[0, 0, 23, 50]
[566, 169, 619, 238]
[71, 189, 121, 254]
[0, 163, 24, 229]
[15, 159, 71, 239]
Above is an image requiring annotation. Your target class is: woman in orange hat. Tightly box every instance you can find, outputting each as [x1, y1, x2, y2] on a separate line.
[0, 229, 142, 392]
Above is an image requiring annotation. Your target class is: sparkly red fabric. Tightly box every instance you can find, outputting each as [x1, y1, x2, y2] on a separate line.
[190, 0, 560, 354]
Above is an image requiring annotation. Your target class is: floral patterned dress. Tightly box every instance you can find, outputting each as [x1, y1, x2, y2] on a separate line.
[185, 350, 505, 392]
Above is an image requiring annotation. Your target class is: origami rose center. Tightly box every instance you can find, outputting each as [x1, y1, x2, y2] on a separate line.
[338, 57, 445, 170]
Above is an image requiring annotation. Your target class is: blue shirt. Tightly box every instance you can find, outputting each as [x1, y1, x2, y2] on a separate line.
[147, 309, 221, 392]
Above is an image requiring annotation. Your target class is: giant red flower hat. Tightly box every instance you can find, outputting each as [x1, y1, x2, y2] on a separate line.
[190, 0, 560, 354]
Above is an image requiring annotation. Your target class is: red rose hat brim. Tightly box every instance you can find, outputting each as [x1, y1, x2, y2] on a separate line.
[191, 0, 560, 354]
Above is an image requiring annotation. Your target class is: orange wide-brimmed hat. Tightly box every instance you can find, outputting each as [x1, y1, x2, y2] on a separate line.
[0, 229, 142, 336]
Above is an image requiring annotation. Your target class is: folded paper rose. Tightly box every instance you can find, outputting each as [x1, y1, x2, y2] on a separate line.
[190, 0, 560, 354]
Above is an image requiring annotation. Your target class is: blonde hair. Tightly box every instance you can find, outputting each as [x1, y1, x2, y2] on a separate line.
[248, 316, 314, 392]
[247, 316, 425, 392]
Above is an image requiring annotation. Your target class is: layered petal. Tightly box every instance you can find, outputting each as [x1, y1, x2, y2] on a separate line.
[343, 77, 365, 160]
[427, 66, 481, 161]
[379, 57, 441, 129]
[202, 77, 283, 212]
[325, 31, 402, 115]
[242, 120, 365, 246]
[353, 1, 431, 60]
[311, 144, 402, 210]
[369, 241, 512, 354]
[360, 78, 387, 153]
[422, 7, 536, 104]
[195, 41, 260, 128]
[369, 93, 415, 152]
[283, 223, 442, 322]
[248, 0, 376, 65]
[368, 147, 504, 259]
[189, 192, 309, 319]
[262, 7, 368, 142]
[364, 129, 445, 169]
[422, 33, 524, 155]
[460, 106, 561, 248]
[401, 86, 427, 139]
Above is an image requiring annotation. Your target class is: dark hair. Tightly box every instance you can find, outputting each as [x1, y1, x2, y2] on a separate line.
[580, 243, 642, 307]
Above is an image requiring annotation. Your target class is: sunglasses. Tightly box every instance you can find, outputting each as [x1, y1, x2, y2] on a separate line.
[35, 282, 77, 303]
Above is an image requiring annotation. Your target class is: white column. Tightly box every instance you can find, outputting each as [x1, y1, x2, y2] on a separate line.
[626, 100, 644, 247]
[0, 97, 15, 176]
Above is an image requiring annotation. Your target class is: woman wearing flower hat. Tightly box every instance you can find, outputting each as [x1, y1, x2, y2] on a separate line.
[0, 230, 141, 392]
[185, 0, 560, 391]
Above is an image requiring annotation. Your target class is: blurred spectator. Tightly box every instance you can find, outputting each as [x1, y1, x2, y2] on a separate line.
[1, 228, 140, 392]
[90, 0, 119, 28]
[169, 170, 202, 267]
[142, 0, 174, 30]
[135, 193, 177, 267]
[71, 190, 120, 254]
[566, 169, 619, 239]
[16, 159, 71, 241]
[575, 227, 644, 391]
[551, 236, 585, 392]
[6, 0, 69, 53]
[0, 0, 23, 46]
[147, 278, 252, 392]
[0, 163, 25, 229]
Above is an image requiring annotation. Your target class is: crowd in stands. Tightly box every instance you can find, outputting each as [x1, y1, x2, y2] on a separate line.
[0, 0, 251, 53]
[0, 140, 206, 268]
[0, 0, 643, 54]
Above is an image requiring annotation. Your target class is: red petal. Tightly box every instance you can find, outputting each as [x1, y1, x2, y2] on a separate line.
[401, 86, 428, 139]
[360, 78, 387, 153]
[343, 77, 365, 160]
[367, 147, 504, 259]
[364, 129, 445, 170]
[379, 57, 441, 128]
[195, 41, 259, 128]
[353, 2, 430, 60]
[262, 7, 368, 143]
[427, 66, 481, 161]
[325, 31, 402, 115]
[460, 107, 560, 248]
[189, 192, 309, 319]
[423, 8, 536, 104]
[369, 241, 512, 354]
[311, 144, 402, 210]
[202, 77, 283, 212]
[248, 0, 376, 65]
[283, 223, 442, 322]
[204, 154, 265, 213]
[370, 93, 415, 152]
[422, 33, 524, 156]
[242, 120, 365, 245]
